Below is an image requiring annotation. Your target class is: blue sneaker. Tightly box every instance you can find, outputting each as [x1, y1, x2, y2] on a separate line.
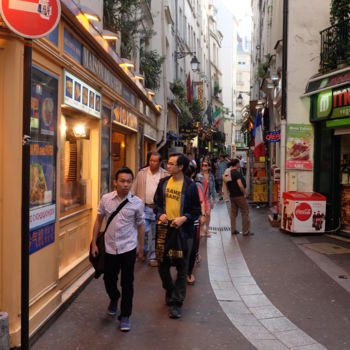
[119, 317, 131, 332]
[107, 300, 118, 316]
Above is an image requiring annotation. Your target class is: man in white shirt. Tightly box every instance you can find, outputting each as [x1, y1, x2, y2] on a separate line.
[91, 167, 145, 332]
[131, 152, 168, 267]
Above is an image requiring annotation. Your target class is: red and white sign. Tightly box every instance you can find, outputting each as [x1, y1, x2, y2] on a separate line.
[295, 202, 312, 221]
[0, 0, 61, 39]
[281, 192, 326, 233]
[29, 204, 56, 230]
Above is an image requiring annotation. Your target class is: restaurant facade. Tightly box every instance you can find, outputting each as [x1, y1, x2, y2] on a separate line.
[0, 1, 160, 346]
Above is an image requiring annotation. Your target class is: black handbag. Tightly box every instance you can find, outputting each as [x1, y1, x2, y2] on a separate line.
[156, 222, 187, 267]
[89, 198, 129, 278]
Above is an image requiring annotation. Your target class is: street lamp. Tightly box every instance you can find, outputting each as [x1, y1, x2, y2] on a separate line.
[237, 93, 243, 105]
[175, 51, 200, 72]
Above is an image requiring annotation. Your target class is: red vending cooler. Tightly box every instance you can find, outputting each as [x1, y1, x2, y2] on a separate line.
[281, 192, 326, 233]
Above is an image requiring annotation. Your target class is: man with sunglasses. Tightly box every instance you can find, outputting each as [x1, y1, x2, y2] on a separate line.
[154, 153, 201, 319]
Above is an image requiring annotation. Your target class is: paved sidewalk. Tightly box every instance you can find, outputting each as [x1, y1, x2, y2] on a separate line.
[31, 202, 350, 350]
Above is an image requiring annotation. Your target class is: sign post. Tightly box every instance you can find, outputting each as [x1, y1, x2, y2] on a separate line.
[0, 1, 61, 349]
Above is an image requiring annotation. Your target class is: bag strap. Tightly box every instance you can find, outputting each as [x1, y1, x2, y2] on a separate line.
[102, 197, 130, 236]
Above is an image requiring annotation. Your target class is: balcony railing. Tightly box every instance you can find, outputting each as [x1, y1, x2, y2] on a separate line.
[320, 19, 350, 73]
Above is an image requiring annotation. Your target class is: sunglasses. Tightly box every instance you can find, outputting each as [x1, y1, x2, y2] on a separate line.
[202, 164, 209, 167]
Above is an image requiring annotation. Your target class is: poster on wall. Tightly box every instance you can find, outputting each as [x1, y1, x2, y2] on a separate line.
[286, 124, 313, 170]
[112, 102, 138, 131]
[30, 67, 58, 254]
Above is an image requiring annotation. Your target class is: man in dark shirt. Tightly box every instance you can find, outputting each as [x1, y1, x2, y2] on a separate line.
[222, 158, 251, 236]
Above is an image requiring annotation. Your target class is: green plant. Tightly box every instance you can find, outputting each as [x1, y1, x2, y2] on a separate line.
[104, 0, 149, 58]
[256, 53, 271, 80]
[140, 49, 165, 91]
[171, 80, 186, 99]
[214, 81, 222, 97]
[330, 0, 350, 25]
[190, 98, 203, 121]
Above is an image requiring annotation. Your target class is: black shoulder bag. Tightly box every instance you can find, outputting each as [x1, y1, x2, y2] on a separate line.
[89, 198, 129, 278]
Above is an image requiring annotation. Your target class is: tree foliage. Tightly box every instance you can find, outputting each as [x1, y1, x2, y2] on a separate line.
[103, 0, 142, 58]
[140, 49, 165, 91]
[330, 0, 350, 25]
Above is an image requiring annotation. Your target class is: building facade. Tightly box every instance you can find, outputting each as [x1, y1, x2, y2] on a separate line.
[0, 1, 160, 346]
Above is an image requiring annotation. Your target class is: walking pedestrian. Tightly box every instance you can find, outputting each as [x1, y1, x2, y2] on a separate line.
[216, 154, 228, 200]
[91, 167, 145, 332]
[185, 166, 206, 285]
[131, 151, 168, 267]
[222, 158, 252, 236]
[154, 153, 201, 319]
[198, 159, 216, 237]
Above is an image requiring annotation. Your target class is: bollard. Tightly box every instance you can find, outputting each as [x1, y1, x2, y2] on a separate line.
[0, 312, 9, 350]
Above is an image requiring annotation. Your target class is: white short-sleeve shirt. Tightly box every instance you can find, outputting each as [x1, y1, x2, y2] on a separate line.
[98, 191, 145, 255]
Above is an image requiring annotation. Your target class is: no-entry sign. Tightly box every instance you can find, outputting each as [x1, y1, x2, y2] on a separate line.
[0, 0, 61, 39]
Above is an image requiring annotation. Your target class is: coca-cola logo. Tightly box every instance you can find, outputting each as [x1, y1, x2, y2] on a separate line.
[295, 202, 312, 221]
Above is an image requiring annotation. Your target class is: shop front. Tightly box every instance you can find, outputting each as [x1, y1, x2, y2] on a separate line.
[310, 79, 350, 235]
[0, 2, 160, 346]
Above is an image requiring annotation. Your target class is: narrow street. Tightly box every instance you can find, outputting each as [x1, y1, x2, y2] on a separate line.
[31, 203, 350, 350]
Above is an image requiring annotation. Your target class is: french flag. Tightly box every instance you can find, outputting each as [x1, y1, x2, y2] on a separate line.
[252, 111, 265, 160]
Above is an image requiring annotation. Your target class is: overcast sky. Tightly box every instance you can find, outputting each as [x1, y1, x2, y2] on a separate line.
[220, 0, 252, 37]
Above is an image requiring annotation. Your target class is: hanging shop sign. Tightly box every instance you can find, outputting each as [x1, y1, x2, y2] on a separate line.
[180, 122, 198, 140]
[0, 0, 61, 39]
[286, 124, 313, 170]
[265, 130, 281, 142]
[112, 102, 138, 131]
[144, 123, 157, 141]
[63, 71, 101, 118]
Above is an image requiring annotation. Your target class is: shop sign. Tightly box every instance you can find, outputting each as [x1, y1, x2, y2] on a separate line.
[101, 106, 111, 197]
[180, 123, 198, 140]
[198, 82, 204, 109]
[64, 28, 82, 63]
[306, 70, 350, 94]
[30, 222, 55, 254]
[46, 24, 58, 46]
[286, 124, 313, 170]
[315, 86, 350, 120]
[122, 84, 137, 107]
[64, 71, 101, 118]
[0, 0, 61, 39]
[112, 102, 138, 131]
[144, 123, 157, 141]
[266, 130, 281, 142]
[82, 47, 122, 94]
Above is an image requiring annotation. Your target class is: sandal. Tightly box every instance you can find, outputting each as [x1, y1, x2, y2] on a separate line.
[187, 274, 195, 285]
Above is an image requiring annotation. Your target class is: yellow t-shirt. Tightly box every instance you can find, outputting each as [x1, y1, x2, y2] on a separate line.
[165, 177, 183, 220]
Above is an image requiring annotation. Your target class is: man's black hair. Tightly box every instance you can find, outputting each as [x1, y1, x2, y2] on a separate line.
[229, 158, 240, 167]
[115, 167, 134, 180]
[168, 152, 190, 172]
[184, 164, 196, 178]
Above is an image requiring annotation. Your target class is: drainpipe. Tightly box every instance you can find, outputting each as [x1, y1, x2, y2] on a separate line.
[175, 0, 179, 80]
[157, 0, 168, 151]
[280, 0, 288, 201]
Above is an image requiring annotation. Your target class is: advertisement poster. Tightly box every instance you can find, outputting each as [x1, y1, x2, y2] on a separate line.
[30, 67, 58, 254]
[64, 71, 101, 118]
[286, 124, 313, 170]
[30, 223, 55, 254]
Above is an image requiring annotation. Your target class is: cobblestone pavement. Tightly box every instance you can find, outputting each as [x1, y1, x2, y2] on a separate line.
[31, 202, 350, 350]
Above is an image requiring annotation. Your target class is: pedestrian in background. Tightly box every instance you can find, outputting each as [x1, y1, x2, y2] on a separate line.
[198, 159, 216, 237]
[216, 154, 228, 200]
[154, 153, 201, 319]
[222, 159, 252, 236]
[91, 167, 145, 332]
[131, 151, 168, 267]
[185, 166, 206, 285]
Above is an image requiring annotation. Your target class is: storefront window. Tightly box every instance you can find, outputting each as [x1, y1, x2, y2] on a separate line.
[60, 115, 91, 213]
[112, 131, 126, 174]
[29, 67, 58, 253]
[101, 106, 111, 197]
